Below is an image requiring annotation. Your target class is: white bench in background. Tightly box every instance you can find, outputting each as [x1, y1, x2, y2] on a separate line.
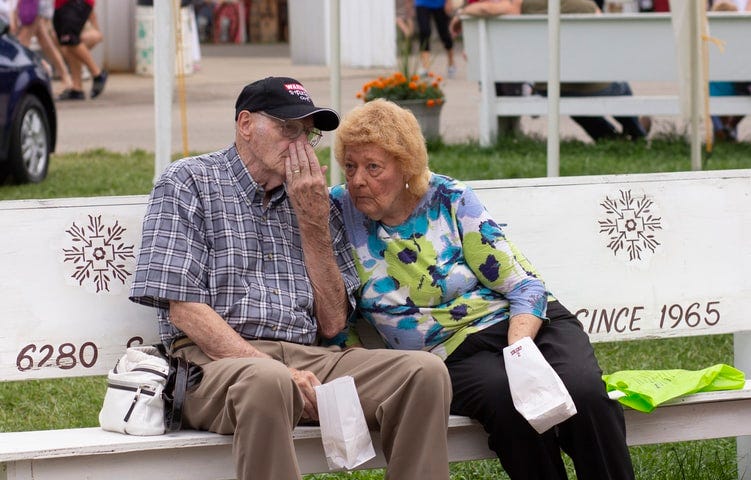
[1, 168, 750, 479]
[461, 12, 751, 145]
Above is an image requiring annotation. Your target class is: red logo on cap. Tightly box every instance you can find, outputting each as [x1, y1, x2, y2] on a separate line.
[284, 83, 312, 103]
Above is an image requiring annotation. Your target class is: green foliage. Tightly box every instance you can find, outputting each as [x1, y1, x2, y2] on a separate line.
[426, 136, 751, 181]
[0, 149, 156, 200]
[0, 377, 106, 431]
[359, 71, 445, 105]
[1, 139, 749, 200]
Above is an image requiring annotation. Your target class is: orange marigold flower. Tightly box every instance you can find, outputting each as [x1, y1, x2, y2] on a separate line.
[426, 99, 436, 107]
[408, 81, 418, 90]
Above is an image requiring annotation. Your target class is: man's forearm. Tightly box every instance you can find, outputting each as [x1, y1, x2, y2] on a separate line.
[460, 0, 523, 17]
[169, 300, 270, 360]
[298, 223, 348, 338]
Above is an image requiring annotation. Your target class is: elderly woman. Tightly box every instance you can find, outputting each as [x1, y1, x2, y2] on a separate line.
[329, 99, 635, 480]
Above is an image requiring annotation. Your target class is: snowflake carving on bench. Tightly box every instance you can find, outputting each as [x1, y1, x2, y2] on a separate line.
[63, 215, 136, 292]
[598, 190, 662, 261]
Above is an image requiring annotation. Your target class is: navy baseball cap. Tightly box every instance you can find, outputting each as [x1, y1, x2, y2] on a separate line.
[234, 76, 340, 131]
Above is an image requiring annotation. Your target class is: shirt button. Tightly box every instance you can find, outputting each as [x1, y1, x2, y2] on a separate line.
[273, 289, 279, 295]
[271, 326, 278, 331]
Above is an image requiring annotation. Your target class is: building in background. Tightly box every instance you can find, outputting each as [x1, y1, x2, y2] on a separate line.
[91, 0, 395, 74]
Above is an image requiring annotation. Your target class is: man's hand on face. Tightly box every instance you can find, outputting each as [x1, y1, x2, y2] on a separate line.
[285, 140, 330, 227]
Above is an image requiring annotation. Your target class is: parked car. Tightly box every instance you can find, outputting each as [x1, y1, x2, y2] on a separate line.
[0, 17, 56, 184]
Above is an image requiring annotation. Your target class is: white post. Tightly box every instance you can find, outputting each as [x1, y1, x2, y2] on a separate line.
[153, 0, 175, 183]
[689, 0, 702, 171]
[328, 0, 341, 186]
[478, 18, 495, 147]
[546, 0, 561, 177]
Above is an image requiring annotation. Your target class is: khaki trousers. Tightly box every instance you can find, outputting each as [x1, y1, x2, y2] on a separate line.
[174, 341, 451, 480]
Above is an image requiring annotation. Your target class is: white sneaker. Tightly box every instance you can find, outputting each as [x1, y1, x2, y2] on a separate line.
[447, 65, 457, 79]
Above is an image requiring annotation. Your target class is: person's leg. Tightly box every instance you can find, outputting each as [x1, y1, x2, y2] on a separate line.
[61, 47, 85, 92]
[546, 86, 619, 141]
[53, 0, 106, 99]
[431, 7, 455, 76]
[53, 0, 89, 97]
[540, 301, 635, 480]
[35, 18, 73, 92]
[415, 6, 432, 74]
[80, 11, 103, 50]
[586, 82, 647, 140]
[570, 116, 619, 141]
[446, 322, 568, 480]
[174, 343, 304, 480]
[495, 82, 523, 135]
[63, 42, 102, 79]
[712, 115, 727, 140]
[16, 22, 34, 46]
[283, 343, 452, 480]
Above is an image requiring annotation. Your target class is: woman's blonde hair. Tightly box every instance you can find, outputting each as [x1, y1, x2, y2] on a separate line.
[333, 99, 431, 198]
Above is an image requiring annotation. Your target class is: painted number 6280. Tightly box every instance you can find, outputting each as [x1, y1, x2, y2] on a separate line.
[16, 342, 99, 372]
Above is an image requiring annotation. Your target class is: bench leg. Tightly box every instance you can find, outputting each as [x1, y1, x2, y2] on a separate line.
[739, 436, 751, 480]
[737, 332, 751, 480]
[2, 460, 33, 480]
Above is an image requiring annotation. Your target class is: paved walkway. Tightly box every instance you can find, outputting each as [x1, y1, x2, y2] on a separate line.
[53, 42, 747, 155]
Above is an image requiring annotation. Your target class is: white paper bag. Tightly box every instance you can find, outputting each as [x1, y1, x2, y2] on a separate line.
[315, 376, 376, 470]
[503, 336, 577, 434]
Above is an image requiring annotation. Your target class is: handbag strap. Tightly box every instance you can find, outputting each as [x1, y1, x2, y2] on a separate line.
[161, 345, 204, 432]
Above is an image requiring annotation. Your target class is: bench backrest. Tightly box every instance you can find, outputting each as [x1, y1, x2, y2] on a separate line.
[2, 169, 750, 382]
[462, 12, 751, 83]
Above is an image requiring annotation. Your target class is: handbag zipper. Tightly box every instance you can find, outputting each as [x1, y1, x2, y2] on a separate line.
[106, 381, 159, 422]
[131, 366, 168, 380]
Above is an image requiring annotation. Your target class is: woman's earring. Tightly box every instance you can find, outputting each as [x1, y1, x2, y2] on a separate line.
[405, 182, 410, 190]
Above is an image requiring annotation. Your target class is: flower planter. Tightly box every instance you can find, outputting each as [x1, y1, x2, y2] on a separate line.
[394, 99, 443, 141]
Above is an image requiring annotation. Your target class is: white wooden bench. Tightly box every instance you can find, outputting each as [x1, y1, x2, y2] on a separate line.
[1, 168, 750, 479]
[461, 12, 751, 145]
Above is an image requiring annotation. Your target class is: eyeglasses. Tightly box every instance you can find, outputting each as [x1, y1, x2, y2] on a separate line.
[259, 112, 323, 147]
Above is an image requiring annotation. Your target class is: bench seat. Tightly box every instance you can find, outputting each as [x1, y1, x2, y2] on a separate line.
[3, 383, 751, 480]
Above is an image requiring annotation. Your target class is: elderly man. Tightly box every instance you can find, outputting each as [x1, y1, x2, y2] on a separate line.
[129, 76, 452, 480]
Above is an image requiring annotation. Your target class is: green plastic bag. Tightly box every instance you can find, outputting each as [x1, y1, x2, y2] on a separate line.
[602, 364, 746, 413]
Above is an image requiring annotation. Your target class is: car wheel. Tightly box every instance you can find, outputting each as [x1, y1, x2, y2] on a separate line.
[9, 95, 51, 183]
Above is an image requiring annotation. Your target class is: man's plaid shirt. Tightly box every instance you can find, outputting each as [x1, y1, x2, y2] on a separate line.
[129, 145, 359, 346]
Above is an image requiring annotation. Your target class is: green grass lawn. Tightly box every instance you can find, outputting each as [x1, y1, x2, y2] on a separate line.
[1, 137, 749, 479]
